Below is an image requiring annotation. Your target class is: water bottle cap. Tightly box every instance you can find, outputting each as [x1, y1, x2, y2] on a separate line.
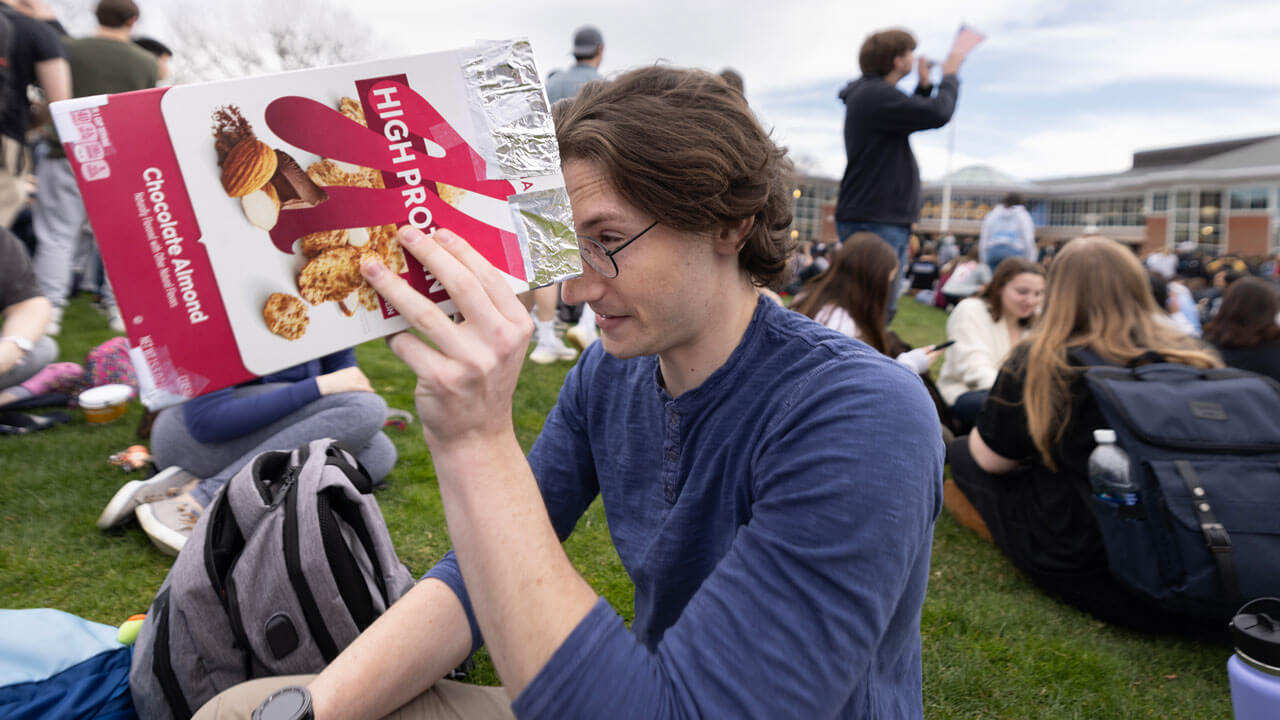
[1093, 429, 1117, 444]
[1231, 598, 1280, 672]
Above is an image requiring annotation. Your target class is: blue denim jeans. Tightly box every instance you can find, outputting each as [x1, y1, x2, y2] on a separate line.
[837, 222, 911, 321]
[984, 244, 1025, 274]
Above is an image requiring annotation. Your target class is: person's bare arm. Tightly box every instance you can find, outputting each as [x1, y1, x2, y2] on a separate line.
[0, 296, 51, 374]
[362, 227, 598, 698]
[35, 57, 71, 103]
[968, 429, 1020, 474]
[307, 578, 473, 720]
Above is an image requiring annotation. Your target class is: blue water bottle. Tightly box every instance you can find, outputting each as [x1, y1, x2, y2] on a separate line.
[1088, 429, 1138, 505]
[1228, 598, 1280, 720]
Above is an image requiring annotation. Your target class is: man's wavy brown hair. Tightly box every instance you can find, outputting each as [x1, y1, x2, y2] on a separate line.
[553, 66, 796, 289]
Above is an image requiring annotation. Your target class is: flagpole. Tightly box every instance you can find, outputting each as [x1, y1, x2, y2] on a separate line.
[939, 120, 957, 235]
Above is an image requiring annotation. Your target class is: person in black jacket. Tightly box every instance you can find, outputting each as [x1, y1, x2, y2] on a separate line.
[1203, 276, 1280, 384]
[836, 28, 967, 320]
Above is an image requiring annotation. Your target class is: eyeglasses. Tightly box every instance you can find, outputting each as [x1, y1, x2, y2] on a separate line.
[576, 220, 659, 279]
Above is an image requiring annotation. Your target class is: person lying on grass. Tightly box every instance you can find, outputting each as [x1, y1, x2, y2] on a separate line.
[197, 66, 944, 720]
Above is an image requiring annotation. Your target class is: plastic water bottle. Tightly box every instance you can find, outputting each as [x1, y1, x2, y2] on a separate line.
[1088, 429, 1138, 505]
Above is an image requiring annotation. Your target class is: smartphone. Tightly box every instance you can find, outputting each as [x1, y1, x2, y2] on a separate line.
[931, 339, 956, 351]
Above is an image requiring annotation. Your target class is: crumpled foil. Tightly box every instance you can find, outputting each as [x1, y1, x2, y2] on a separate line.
[460, 39, 560, 180]
[508, 187, 581, 287]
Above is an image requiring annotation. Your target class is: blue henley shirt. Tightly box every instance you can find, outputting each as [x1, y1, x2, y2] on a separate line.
[427, 297, 944, 718]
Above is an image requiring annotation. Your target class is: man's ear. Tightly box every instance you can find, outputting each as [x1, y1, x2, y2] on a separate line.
[716, 217, 755, 256]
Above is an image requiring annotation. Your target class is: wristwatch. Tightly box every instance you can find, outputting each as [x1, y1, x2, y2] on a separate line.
[252, 686, 313, 720]
[1, 336, 33, 354]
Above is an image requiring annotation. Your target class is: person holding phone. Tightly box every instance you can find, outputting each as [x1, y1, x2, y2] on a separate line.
[793, 232, 945, 373]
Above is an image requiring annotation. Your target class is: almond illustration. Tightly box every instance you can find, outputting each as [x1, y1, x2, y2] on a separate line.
[241, 182, 280, 230]
[221, 138, 278, 197]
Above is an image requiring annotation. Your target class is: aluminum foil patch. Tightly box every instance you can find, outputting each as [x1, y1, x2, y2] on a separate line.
[508, 187, 580, 287]
[460, 39, 560, 180]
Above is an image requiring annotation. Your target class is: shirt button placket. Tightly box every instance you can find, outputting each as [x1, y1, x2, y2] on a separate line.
[663, 405, 680, 502]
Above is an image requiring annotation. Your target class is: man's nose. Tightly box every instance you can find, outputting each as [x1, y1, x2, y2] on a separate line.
[562, 264, 604, 306]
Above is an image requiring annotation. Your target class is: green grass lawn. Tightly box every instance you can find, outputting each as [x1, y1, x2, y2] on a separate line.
[0, 295, 1235, 717]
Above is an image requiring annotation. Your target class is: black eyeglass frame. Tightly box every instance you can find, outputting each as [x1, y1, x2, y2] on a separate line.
[576, 220, 660, 279]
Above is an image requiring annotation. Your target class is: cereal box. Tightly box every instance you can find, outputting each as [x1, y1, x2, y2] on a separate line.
[50, 39, 579, 409]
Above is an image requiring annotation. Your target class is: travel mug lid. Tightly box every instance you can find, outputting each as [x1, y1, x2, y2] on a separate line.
[1231, 598, 1280, 671]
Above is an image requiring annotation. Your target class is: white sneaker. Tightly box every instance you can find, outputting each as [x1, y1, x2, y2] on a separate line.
[136, 494, 203, 556]
[528, 337, 578, 364]
[107, 306, 126, 333]
[98, 466, 199, 529]
[566, 325, 598, 351]
[46, 306, 64, 336]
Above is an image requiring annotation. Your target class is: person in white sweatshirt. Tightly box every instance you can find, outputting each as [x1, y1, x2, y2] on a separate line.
[978, 193, 1037, 273]
[936, 257, 1045, 428]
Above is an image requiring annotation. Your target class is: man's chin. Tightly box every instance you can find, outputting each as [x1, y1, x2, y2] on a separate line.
[598, 335, 644, 360]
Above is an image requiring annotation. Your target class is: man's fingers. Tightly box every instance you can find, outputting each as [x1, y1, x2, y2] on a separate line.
[430, 228, 533, 326]
[395, 227, 509, 332]
[385, 329, 448, 385]
[361, 255, 467, 358]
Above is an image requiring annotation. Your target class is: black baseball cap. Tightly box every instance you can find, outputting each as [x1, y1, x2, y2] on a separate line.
[573, 26, 603, 56]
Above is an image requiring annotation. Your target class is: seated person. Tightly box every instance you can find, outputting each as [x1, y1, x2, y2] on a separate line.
[100, 348, 396, 555]
[0, 227, 81, 407]
[793, 231, 943, 373]
[938, 244, 990, 308]
[195, 66, 943, 720]
[1203, 276, 1280, 384]
[1148, 271, 1196, 336]
[906, 241, 940, 296]
[945, 236, 1223, 632]
[936, 257, 1044, 427]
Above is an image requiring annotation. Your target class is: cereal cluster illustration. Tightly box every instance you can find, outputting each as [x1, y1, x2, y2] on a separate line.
[212, 100, 457, 341]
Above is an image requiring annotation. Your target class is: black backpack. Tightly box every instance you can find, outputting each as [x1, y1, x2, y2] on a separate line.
[129, 439, 416, 720]
[1077, 349, 1280, 619]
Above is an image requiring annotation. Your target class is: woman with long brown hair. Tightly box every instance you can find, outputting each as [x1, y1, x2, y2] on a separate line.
[1203, 276, 1280, 383]
[793, 232, 940, 372]
[946, 235, 1221, 631]
[793, 232, 896, 353]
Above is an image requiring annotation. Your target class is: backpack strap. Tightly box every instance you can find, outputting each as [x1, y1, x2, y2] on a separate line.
[1174, 460, 1241, 604]
[1071, 347, 1166, 370]
[324, 443, 374, 494]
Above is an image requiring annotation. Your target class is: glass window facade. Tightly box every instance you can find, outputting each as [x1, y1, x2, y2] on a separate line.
[1043, 195, 1143, 227]
[1229, 186, 1269, 210]
[1172, 188, 1223, 251]
[789, 178, 839, 243]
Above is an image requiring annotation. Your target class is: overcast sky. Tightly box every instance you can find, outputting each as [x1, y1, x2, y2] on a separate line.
[80, 0, 1280, 183]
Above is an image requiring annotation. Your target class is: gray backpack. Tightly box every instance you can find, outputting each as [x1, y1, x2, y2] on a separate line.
[129, 439, 415, 720]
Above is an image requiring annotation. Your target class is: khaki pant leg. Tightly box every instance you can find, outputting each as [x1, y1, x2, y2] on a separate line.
[192, 675, 514, 720]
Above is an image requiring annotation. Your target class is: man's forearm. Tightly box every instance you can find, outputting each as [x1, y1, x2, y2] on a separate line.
[307, 578, 473, 720]
[433, 433, 598, 698]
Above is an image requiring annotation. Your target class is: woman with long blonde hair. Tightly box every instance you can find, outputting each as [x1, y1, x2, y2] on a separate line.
[945, 235, 1222, 632]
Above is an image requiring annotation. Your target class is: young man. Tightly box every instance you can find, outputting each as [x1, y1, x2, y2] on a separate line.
[196, 67, 943, 720]
[836, 28, 965, 320]
[31, 0, 157, 335]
